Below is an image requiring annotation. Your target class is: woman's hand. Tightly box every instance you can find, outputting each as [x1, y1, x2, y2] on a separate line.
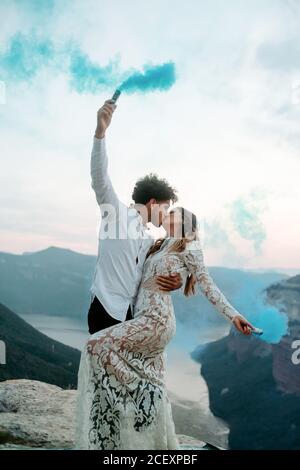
[232, 315, 255, 336]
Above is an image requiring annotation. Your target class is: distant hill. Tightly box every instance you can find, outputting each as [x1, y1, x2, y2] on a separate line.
[0, 246, 96, 320]
[0, 246, 288, 323]
[0, 302, 81, 388]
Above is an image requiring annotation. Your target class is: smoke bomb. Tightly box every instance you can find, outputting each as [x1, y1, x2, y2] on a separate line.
[111, 89, 121, 102]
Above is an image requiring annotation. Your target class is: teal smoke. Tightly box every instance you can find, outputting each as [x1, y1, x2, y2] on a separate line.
[69, 51, 176, 95]
[229, 189, 268, 255]
[118, 62, 176, 94]
[0, 32, 54, 82]
[68, 50, 118, 93]
[231, 280, 289, 344]
[0, 31, 177, 95]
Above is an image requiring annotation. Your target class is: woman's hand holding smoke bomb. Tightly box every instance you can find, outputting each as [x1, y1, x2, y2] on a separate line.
[232, 315, 256, 336]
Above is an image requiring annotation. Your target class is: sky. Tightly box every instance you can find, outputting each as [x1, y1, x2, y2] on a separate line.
[0, 0, 300, 271]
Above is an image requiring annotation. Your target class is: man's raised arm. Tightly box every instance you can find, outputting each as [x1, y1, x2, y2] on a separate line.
[90, 100, 119, 210]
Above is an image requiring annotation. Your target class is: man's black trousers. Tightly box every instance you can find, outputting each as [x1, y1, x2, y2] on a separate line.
[87, 294, 133, 334]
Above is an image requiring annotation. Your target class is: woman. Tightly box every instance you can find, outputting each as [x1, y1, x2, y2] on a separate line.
[75, 206, 254, 450]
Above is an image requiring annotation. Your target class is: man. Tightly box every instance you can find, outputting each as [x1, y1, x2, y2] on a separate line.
[88, 99, 182, 334]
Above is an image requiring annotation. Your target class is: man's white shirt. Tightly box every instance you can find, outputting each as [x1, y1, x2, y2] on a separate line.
[89, 136, 154, 321]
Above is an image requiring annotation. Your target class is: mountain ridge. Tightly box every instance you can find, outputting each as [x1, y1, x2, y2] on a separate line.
[0, 302, 81, 388]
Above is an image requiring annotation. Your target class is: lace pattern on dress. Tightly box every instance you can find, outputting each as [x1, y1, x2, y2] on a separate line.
[75, 237, 241, 450]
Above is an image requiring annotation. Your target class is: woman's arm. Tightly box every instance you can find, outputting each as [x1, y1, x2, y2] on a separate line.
[183, 241, 254, 334]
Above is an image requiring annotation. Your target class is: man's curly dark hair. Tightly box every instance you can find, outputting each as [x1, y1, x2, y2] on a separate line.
[131, 173, 178, 205]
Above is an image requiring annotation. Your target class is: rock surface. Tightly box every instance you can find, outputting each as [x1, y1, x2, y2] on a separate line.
[0, 379, 211, 450]
[0, 379, 76, 448]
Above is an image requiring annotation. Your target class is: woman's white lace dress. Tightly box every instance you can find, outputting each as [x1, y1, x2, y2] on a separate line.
[75, 238, 242, 450]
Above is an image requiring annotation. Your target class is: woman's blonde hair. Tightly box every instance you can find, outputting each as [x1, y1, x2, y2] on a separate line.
[145, 207, 199, 297]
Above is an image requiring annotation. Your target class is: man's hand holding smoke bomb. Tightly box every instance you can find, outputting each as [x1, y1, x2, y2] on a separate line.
[94, 99, 117, 139]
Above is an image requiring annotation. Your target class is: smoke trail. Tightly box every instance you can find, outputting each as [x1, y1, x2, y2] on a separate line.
[0, 32, 176, 96]
[14, 0, 56, 13]
[0, 32, 54, 81]
[69, 55, 176, 95]
[118, 61, 176, 94]
[229, 188, 268, 255]
[171, 273, 289, 350]
[203, 218, 248, 267]
[68, 50, 119, 93]
[231, 279, 289, 344]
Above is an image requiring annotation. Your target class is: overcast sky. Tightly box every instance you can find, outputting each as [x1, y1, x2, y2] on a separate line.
[0, 0, 299, 270]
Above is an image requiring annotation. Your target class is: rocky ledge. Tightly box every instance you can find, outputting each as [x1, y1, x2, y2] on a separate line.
[0, 379, 212, 450]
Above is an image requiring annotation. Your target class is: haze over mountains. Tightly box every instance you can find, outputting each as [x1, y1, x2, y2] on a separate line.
[0, 247, 95, 321]
[0, 246, 289, 324]
[0, 244, 293, 387]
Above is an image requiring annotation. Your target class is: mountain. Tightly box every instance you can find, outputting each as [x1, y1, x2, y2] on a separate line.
[0, 302, 81, 388]
[191, 274, 300, 450]
[0, 246, 96, 319]
[0, 246, 288, 323]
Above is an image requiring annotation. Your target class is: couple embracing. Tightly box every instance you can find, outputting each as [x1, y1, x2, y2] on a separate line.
[75, 99, 254, 450]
